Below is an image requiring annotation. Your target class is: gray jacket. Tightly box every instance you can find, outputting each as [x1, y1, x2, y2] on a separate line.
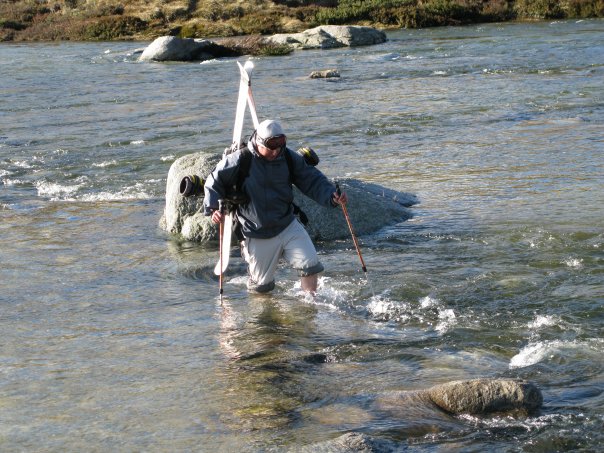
[203, 142, 336, 239]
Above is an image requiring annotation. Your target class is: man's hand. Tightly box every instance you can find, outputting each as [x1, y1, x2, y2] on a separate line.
[211, 210, 224, 224]
[332, 191, 348, 206]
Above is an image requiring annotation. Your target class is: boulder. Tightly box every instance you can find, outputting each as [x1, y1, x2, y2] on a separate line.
[309, 69, 340, 79]
[139, 36, 238, 62]
[159, 151, 417, 242]
[268, 25, 387, 50]
[294, 379, 542, 452]
[160, 152, 220, 242]
[378, 378, 542, 416]
[426, 379, 543, 414]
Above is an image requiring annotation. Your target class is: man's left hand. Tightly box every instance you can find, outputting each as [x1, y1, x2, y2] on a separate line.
[332, 191, 348, 206]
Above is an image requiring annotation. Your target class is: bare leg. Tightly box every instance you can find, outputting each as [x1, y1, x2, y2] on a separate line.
[300, 273, 318, 293]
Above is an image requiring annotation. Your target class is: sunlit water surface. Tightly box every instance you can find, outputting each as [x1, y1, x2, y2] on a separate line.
[1, 20, 603, 451]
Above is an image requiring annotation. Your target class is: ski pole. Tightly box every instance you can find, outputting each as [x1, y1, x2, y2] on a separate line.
[336, 182, 375, 297]
[336, 182, 368, 274]
[218, 199, 225, 300]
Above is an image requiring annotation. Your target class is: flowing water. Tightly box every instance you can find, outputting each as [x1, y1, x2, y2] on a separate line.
[1, 19, 603, 451]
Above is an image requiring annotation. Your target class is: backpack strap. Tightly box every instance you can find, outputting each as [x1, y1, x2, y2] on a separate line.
[235, 147, 253, 194]
[283, 147, 295, 184]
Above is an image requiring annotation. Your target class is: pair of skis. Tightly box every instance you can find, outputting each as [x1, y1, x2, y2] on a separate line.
[215, 60, 261, 284]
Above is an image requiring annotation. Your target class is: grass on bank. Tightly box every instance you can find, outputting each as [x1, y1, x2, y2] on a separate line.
[1, 0, 603, 46]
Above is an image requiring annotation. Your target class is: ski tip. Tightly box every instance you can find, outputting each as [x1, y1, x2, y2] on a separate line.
[238, 60, 252, 83]
[213, 263, 225, 276]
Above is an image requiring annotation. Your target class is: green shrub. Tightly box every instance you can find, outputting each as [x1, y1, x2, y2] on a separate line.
[257, 42, 294, 56]
[82, 15, 147, 40]
[564, 0, 604, 17]
[514, 0, 566, 18]
[218, 34, 293, 55]
[315, 0, 414, 24]
[236, 11, 285, 34]
[481, 0, 516, 21]
[179, 21, 237, 38]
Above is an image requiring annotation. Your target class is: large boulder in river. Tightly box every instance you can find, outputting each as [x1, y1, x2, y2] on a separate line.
[294, 379, 542, 452]
[160, 152, 221, 242]
[267, 25, 387, 50]
[377, 378, 542, 417]
[426, 379, 543, 414]
[159, 151, 417, 242]
[139, 36, 238, 62]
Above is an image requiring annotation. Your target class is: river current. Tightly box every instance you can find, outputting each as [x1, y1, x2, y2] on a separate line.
[1, 20, 603, 451]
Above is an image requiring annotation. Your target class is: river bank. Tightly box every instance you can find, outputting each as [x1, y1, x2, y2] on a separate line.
[2, 0, 603, 43]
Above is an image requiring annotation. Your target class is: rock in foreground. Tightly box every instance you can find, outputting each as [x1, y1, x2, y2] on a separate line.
[294, 379, 542, 452]
[427, 379, 543, 414]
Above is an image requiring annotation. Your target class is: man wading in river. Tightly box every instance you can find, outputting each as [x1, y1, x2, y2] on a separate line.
[204, 119, 347, 293]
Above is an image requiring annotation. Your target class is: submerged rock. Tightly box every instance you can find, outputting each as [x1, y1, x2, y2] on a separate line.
[159, 151, 417, 242]
[268, 25, 387, 50]
[309, 69, 340, 79]
[293, 432, 396, 453]
[294, 379, 542, 452]
[380, 378, 543, 416]
[427, 379, 543, 414]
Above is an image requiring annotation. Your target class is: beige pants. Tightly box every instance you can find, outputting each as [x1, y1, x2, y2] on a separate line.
[241, 219, 324, 292]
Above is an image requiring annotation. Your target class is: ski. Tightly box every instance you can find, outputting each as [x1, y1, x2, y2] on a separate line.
[240, 61, 260, 129]
[214, 60, 255, 276]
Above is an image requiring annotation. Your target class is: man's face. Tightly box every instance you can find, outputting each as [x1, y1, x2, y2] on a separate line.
[257, 143, 282, 160]
[256, 135, 286, 161]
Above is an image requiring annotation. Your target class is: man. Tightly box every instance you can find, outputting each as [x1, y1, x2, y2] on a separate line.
[204, 119, 347, 293]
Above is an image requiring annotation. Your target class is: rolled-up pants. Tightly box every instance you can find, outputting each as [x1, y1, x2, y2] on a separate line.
[241, 219, 324, 293]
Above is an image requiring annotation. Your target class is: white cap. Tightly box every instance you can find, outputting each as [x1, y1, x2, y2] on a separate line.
[256, 119, 284, 140]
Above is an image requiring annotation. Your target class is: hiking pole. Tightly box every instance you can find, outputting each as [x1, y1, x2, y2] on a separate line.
[218, 199, 225, 301]
[335, 182, 374, 296]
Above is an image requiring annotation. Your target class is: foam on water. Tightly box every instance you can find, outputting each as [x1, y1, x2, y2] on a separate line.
[78, 182, 154, 202]
[528, 314, 560, 330]
[564, 257, 583, 269]
[510, 339, 604, 369]
[363, 293, 458, 334]
[92, 160, 118, 168]
[1, 178, 25, 186]
[35, 180, 83, 199]
[13, 160, 33, 168]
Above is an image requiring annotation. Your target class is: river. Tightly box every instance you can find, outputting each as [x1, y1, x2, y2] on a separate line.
[1, 19, 603, 451]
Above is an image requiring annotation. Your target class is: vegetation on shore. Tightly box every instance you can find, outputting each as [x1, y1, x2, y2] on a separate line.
[1, 0, 602, 48]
